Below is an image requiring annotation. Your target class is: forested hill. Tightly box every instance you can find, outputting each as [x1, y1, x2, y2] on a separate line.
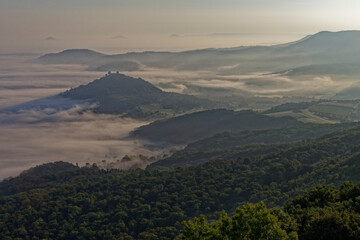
[0, 162, 96, 196]
[148, 122, 360, 169]
[61, 73, 213, 119]
[2, 126, 360, 239]
[131, 109, 301, 145]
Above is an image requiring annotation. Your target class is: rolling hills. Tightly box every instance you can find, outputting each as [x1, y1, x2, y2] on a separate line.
[35, 31, 360, 76]
[148, 122, 360, 169]
[5, 30, 360, 240]
[3, 125, 360, 239]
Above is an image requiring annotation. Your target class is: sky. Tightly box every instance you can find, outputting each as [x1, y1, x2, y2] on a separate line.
[1, 0, 360, 53]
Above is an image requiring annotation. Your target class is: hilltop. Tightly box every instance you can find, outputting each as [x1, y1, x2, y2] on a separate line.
[61, 73, 213, 119]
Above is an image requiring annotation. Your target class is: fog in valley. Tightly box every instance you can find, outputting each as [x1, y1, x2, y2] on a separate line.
[2, 31, 360, 180]
[0, 109, 166, 180]
[0, 55, 169, 180]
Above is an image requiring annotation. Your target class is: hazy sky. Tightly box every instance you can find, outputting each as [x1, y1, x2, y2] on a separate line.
[1, 0, 360, 53]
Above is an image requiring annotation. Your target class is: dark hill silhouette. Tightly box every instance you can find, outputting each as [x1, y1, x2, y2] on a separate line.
[35, 31, 360, 74]
[131, 109, 301, 145]
[282, 30, 360, 53]
[61, 73, 212, 119]
[34, 49, 105, 64]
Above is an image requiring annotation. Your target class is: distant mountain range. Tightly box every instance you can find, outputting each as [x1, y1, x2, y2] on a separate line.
[35, 31, 360, 76]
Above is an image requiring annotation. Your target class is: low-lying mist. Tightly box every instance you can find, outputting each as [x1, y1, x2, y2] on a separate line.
[0, 105, 168, 180]
[118, 66, 355, 100]
[0, 54, 103, 108]
[1, 46, 360, 180]
[0, 55, 175, 180]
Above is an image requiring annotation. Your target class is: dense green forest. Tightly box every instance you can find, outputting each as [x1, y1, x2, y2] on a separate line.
[180, 182, 360, 240]
[2, 125, 360, 239]
[148, 122, 359, 169]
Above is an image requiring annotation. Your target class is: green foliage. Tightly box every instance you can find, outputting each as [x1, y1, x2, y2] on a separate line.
[149, 122, 358, 169]
[181, 182, 360, 240]
[0, 161, 95, 196]
[179, 215, 220, 240]
[2, 127, 360, 239]
[285, 182, 360, 240]
[179, 202, 297, 240]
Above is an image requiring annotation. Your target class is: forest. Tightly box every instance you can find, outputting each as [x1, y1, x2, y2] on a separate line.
[2, 125, 360, 239]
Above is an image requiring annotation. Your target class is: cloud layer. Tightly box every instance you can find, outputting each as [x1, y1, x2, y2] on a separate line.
[0, 52, 359, 179]
[0, 106, 167, 180]
[0, 55, 168, 180]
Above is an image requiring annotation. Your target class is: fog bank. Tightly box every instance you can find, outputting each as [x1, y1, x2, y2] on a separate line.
[0, 106, 166, 180]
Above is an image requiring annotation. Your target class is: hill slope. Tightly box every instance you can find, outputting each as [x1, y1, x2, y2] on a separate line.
[61, 73, 212, 119]
[131, 109, 301, 145]
[3, 126, 360, 239]
[264, 100, 360, 123]
[148, 122, 360, 169]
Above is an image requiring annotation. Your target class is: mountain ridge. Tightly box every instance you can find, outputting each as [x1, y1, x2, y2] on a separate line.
[36, 30, 360, 59]
[34, 30, 360, 77]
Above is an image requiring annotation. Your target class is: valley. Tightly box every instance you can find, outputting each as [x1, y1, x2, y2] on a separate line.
[2, 30, 360, 239]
